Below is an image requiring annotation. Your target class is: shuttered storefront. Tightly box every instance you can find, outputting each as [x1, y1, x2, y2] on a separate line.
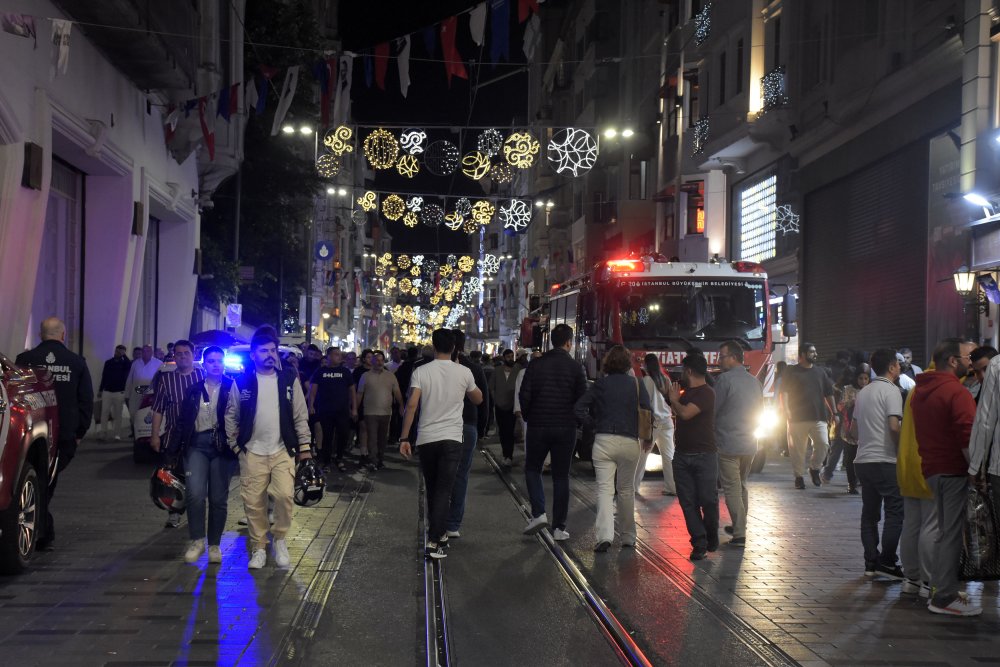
[801, 140, 928, 363]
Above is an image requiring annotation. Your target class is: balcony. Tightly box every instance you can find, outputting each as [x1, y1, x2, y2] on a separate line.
[760, 66, 790, 113]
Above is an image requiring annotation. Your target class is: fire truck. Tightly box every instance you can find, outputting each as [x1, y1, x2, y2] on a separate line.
[544, 255, 784, 467]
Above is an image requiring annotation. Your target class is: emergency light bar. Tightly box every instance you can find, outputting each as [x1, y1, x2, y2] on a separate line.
[607, 259, 643, 272]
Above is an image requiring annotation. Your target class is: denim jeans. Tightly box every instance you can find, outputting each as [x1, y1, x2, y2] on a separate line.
[418, 440, 463, 543]
[447, 424, 479, 532]
[185, 431, 236, 545]
[854, 462, 904, 568]
[672, 452, 720, 549]
[524, 425, 577, 530]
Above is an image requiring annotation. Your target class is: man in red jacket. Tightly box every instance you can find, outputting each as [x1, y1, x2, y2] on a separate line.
[910, 337, 981, 617]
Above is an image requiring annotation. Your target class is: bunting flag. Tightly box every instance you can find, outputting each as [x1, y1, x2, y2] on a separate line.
[363, 51, 373, 88]
[332, 54, 353, 126]
[490, 0, 510, 64]
[245, 77, 259, 114]
[198, 96, 216, 160]
[163, 105, 181, 143]
[50, 18, 71, 77]
[396, 36, 411, 98]
[269, 65, 299, 136]
[422, 25, 437, 57]
[319, 57, 336, 127]
[374, 42, 389, 90]
[518, 0, 539, 23]
[1, 13, 36, 46]
[440, 16, 467, 86]
[523, 13, 541, 60]
[255, 76, 268, 114]
[469, 3, 487, 46]
[217, 83, 238, 121]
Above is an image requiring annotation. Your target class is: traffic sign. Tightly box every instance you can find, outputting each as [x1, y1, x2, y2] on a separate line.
[315, 241, 334, 261]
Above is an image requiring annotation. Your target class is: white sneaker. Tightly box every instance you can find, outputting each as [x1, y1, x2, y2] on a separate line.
[184, 540, 205, 563]
[238, 516, 249, 526]
[553, 528, 570, 541]
[248, 548, 267, 569]
[928, 596, 982, 616]
[208, 546, 222, 564]
[273, 539, 290, 568]
[446, 530, 461, 538]
[523, 513, 549, 535]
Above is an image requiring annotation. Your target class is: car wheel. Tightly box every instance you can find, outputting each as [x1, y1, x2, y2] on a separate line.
[0, 461, 40, 574]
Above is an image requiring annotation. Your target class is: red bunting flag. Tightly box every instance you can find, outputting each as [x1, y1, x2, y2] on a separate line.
[440, 16, 467, 86]
[374, 42, 389, 90]
[518, 0, 539, 23]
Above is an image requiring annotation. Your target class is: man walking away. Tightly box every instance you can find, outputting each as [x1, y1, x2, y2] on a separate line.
[782, 343, 836, 489]
[226, 327, 313, 570]
[519, 324, 588, 537]
[911, 337, 981, 616]
[356, 351, 403, 470]
[666, 354, 719, 560]
[446, 330, 489, 539]
[98, 344, 131, 441]
[491, 349, 521, 466]
[16, 317, 93, 550]
[399, 329, 483, 559]
[853, 348, 905, 579]
[124, 344, 162, 419]
[714, 340, 763, 548]
[308, 347, 357, 472]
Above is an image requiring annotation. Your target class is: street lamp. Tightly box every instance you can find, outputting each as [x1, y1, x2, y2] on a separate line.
[536, 199, 555, 225]
[954, 265, 989, 341]
[953, 266, 976, 295]
[282, 121, 321, 343]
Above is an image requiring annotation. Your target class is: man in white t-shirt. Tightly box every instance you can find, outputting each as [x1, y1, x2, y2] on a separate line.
[853, 348, 904, 580]
[400, 329, 483, 559]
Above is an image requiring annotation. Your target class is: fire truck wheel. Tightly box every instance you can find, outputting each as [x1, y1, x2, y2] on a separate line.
[0, 461, 40, 574]
[750, 447, 767, 474]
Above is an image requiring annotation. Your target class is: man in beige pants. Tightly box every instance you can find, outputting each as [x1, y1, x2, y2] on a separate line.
[781, 343, 836, 490]
[226, 327, 312, 570]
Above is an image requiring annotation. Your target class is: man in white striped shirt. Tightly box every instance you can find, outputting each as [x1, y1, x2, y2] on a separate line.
[969, 353, 1000, 522]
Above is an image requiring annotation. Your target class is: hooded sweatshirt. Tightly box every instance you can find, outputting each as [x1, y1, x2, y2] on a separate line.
[910, 370, 976, 478]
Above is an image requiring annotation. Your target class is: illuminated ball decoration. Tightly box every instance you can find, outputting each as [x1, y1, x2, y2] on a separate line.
[351, 209, 368, 227]
[421, 203, 444, 227]
[490, 162, 513, 184]
[357, 191, 378, 212]
[362, 128, 400, 170]
[500, 199, 531, 232]
[374, 264, 386, 277]
[471, 200, 495, 225]
[424, 259, 439, 274]
[397, 254, 411, 270]
[399, 278, 412, 293]
[463, 217, 479, 234]
[403, 211, 419, 228]
[381, 194, 406, 221]
[410, 265, 421, 276]
[323, 125, 354, 155]
[315, 153, 340, 178]
[396, 154, 420, 178]
[504, 132, 540, 168]
[380, 252, 393, 265]
[480, 254, 500, 274]
[413, 255, 424, 266]
[458, 256, 475, 273]
[400, 129, 427, 154]
[454, 197, 472, 217]
[447, 254, 457, 266]
[424, 140, 460, 176]
[477, 128, 504, 157]
[547, 127, 599, 176]
[439, 264, 453, 277]
[444, 211, 465, 231]
[385, 276, 397, 289]
[462, 151, 492, 180]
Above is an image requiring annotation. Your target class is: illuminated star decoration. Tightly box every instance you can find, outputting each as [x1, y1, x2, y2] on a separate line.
[363, 128, 400, 170]
[406, 196, 423, 212]
[775, 204, 800, 234]
[471, 200, 495, 225]
[454, 197, 472, 217]
[357, 191, 378, 212]
[403, 211, 418, 227]
[424, 140, 460, 176]
[444, 211, 464, 231]
[462, 151, 492, 180]
[499, 199, 531, 231]
[396, 154, 420, 178]
[323, 125, 354, 155]
[479, 254, 500, 274]
[316, 153, 340, 178]
[547, 128, 599, 176]
[400, 129, 427, 154]
[503, 131, 540, 168]
[477, 128, 504, 157]
[382, 194, 406, 221]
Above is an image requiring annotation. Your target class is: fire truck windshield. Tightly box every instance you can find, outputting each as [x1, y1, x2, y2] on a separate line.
[616, 278, 767, 344]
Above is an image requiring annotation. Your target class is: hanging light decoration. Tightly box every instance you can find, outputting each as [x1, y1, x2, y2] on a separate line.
[463, 217, 479, 234]
[351, 209, 368, 226]
[499, 199, 531, 231]
[424, 140, 460, 176]
[458, 256, 475, 273]
[410, 265, 421, 276]
[479, 254, 500, 274]
[454, 197, 472, 217]
[396, 154, 420, 178]
[461, 151, 492, 180]
[397, 254, 412, 270]
[471, 200, 495, 225]
[490, 162, 514, 184]
[316, 153, 340, 178]
[504, 131, 540, 168]
[362, 128, 400, 169]
[421, 203, 444, 227]
[547, 128, 599, 176]
[402, 211, 419, 227]
[444, 211, 465, 231]
[323, 125, 354, 155]
[424, 259, 439, 275]
[477, 128, 504, 157]
[381, 194, 406, 221]
[400, 129, 427, 154]
[399, 278, 413, 293]
[357, 191, 378, 212]
[406, 196, 423, 211]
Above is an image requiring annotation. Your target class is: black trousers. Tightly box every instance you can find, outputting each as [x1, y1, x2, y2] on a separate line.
[495, 407, 516, 458]
[418, 440, 463, 543]
[318, 411, 352, 465]
[42, 438, 78, 544]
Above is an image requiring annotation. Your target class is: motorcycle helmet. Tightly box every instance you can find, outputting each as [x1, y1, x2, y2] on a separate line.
[294, 459, 326, 507]
[150, 466, 186, 513]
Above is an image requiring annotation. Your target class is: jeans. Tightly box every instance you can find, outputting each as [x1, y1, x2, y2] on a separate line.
[854, 462, 904, 568]
[719, 454, 753, 539]
[901, 496, 938, 584]
[927, 474, 968, 606]
[184, 431, 236, 545]
[788, 420, 829, 477]
[495, 407, 516, 459]
[635, 424, 676, 494]
[524, 425, 577, 530]
[447, 424, 479, 532]
[823, 438, 858, 488]
[239, 450, 295, 551]
[593, 434, 640, 544]
[672, 452, 720, 549]
[317, 411, 352, 465]
[365, 414, 391, 465]
[418, 440, 463, 543]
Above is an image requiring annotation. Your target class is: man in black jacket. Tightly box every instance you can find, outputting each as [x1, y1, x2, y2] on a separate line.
[519, 324, 587, 536]
[98, 344, 131, 441]
[445, 330, 490, 538]
[16, 317, 94, 549]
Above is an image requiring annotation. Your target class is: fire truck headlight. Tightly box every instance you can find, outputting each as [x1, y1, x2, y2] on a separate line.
[753, 406, 779, 440]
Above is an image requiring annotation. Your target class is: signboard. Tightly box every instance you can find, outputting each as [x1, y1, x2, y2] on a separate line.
[315, 241, 334, 261]
[226, 303, 242, 328]
[239, 265, 254, 283]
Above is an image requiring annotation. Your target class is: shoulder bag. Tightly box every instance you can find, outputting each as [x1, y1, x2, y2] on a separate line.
[636, 378, 653, 442]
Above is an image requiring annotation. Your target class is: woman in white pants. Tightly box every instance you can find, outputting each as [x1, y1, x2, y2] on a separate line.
[635, 354, 676, 495]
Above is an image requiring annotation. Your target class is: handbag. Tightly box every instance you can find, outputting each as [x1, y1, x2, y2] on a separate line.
[636, 378, 653, 442]
[961, 432, 1000, 580]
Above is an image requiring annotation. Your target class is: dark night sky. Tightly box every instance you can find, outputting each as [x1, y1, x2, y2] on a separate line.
[338, 1, 532, 257]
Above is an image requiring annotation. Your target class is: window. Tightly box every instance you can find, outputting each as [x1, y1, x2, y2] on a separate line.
[718, 51, 727, 106]
[738, 175, 777, 263]
[771, 17, 782, 68]
[735, 39, 744, 94]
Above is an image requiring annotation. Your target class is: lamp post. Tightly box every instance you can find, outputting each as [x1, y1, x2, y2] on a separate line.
[954, 265, 988, 342]
[535, 199, 555, 226]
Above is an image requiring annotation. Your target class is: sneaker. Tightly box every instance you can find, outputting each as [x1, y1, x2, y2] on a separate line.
[184, 540, 205, 563]
[920, 582, 931, 599]
[847, 487, 859, 495]
[875, 563, 905, 580]
[268, 512, 275, 525]
[594, 541, 611, 552]
[821, 474, 832, 484]
[901, 579, 923, 595]
[248, 548, 267, 569]
[114, 435, 122, 441]
[208, 546, 222, 564]
[273, 539, 290, 568]
[690, 548, 708, 561]
[864, 562, 877, 577]
[446, 530, 461, 539]
[238, 516, 249, 526]
[928, 597, 983, 616]
[165, 513, 181, 529]
[439, 534, 449, 546]
[425, 545, 447, 559]
[662, 489, 677, 496]
[809, 469, 822, 487]
[553, 528, 570, 541]
[523, 513, 549, 535]
[707, 540, 719, 553]
[794, 476, 806, 490]
[729, 537, 746, 547]
[723, 525, 734, 536]
[502, 457, 513, 467]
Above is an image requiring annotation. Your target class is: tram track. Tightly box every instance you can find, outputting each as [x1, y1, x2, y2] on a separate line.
[418, 475, 452, 667]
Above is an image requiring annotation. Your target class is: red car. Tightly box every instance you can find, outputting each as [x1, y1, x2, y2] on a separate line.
[0, 352, 58, 573]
